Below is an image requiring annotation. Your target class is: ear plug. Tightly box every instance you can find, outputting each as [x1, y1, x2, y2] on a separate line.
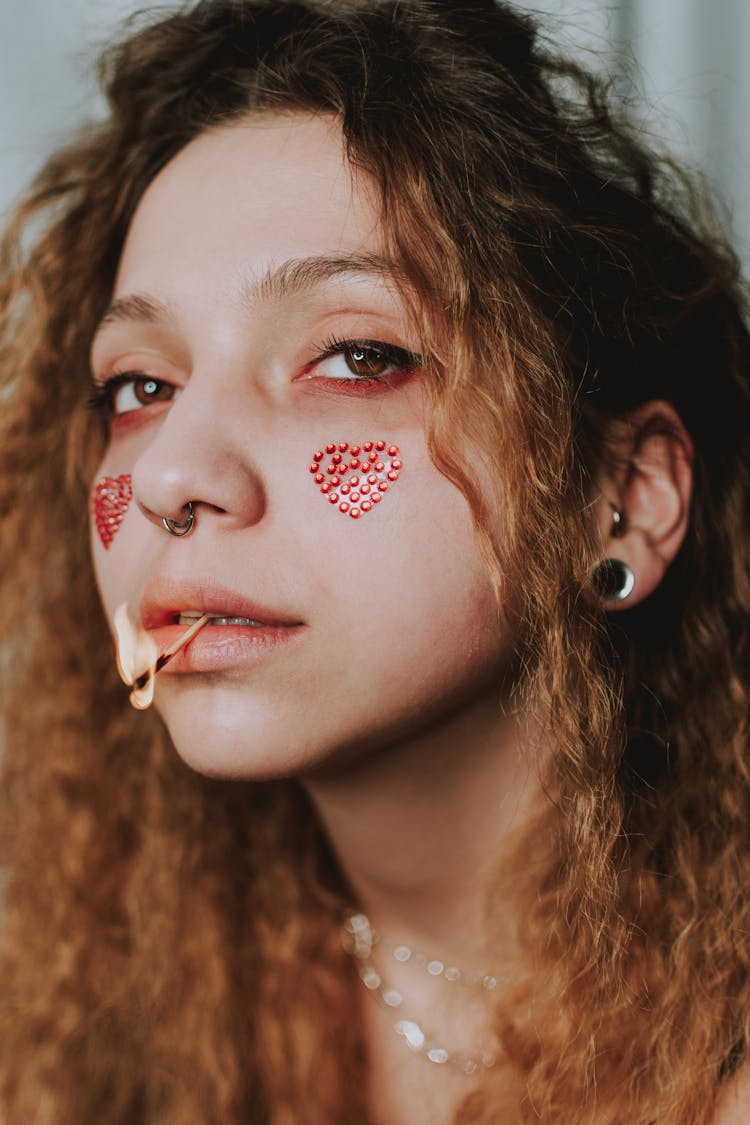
[309, 441, 402, 519]
[92, 474, 133, 548]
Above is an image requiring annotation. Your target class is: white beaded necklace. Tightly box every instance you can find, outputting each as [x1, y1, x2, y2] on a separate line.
[342, 911, 505, 1076]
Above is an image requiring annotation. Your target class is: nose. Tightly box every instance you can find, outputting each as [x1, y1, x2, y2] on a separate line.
[132, 375, 267, 533]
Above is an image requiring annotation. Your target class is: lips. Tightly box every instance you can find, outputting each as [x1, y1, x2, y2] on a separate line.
[139, 576, 303, 631]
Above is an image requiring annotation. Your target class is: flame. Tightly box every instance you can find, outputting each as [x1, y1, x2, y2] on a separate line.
[113, 603, 211, 711]
[113, 603, 159, 710]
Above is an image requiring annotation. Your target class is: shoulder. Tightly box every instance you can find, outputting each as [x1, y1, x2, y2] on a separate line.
[713, 1063, 750, 1124]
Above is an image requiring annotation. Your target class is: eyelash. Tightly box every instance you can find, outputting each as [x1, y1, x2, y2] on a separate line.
[86, 337, 421, 418]
[85, 372, 166, 416]
[307, 335, 421, 384]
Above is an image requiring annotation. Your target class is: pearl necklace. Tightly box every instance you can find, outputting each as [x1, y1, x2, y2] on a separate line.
[342, 911, 502, 1076]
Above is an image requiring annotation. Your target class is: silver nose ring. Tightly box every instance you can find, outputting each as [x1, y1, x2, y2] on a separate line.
[162, 502, 195, 538]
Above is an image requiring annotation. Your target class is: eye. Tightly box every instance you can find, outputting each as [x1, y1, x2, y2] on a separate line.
[112, 375, 175, 414]
[340, 345, 391, 377]
[306, 338, 420, 383]
[88, 373, 177, 417]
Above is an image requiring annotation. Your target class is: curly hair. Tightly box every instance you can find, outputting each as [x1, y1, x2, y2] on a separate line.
[1, 1, 750, 1122]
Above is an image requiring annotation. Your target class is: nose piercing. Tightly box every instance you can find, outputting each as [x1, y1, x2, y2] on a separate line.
[162, 503, 195, 537]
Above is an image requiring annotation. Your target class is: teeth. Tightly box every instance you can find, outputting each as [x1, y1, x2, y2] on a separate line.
[176, 612, 265, 627]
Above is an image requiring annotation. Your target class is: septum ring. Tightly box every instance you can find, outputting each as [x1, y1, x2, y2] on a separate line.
[161, 503, 195, 538]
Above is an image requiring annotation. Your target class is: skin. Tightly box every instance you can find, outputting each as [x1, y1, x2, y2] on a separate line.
[715, 1069, 750, 1124]
[90, 113, 513, 782]
[90, 111, 700, 1124]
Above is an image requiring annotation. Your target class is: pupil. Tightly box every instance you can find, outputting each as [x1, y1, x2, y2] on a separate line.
[132, 376, 168, 408]
[346, 347, 386, 376]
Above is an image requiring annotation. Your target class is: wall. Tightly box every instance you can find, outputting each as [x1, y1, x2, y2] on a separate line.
[1, 0, 748, 270]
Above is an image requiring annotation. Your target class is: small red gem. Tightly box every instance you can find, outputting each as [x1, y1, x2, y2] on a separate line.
[314, 443, 397, 517]
[92, 473, 132, 550]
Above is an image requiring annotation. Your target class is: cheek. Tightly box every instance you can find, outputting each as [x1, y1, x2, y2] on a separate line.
[306, 438, 401, 520]
[90, 472, 146, 629]
[305, 434, 505, 671]
[91, 474, 134, 549]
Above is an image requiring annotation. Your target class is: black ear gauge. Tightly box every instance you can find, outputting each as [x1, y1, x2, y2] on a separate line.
[591, 558, 635, 603]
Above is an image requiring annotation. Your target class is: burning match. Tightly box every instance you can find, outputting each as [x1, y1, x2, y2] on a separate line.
[114, 605, 210, 709]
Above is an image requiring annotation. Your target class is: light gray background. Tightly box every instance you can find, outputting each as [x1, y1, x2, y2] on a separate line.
[1, 0, 749, 272]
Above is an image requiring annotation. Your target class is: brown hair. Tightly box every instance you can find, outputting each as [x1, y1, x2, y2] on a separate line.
[2, 1, 750, 1121]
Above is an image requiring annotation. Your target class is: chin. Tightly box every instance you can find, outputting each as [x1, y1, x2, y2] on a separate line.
[164, 722, 316, 782]
[153, 687, 310, 781]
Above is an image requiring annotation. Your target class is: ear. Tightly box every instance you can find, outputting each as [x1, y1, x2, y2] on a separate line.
[591, 401, 694, 611]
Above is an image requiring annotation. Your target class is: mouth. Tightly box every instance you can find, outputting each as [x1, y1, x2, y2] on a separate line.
[140, 577, 303, 633]
[122, 579, 305, 679]
[142, 596, 304, 676]
[174, 610, 272, 628]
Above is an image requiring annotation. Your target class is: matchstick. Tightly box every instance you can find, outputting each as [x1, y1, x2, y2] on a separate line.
[132, 614, 211, 690]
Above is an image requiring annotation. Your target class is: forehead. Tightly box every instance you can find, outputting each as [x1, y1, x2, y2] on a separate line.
[114, 112, 383, 300]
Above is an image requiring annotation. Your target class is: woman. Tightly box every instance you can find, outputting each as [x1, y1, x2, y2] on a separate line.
[1, 1, 749, 1121]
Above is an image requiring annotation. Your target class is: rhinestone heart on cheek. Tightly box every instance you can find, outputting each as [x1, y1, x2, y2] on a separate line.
[309, 441, 402, 519]
[92, 474, 134, 549]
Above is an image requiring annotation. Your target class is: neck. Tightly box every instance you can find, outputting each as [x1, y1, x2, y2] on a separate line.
[302, 689, 551, 971]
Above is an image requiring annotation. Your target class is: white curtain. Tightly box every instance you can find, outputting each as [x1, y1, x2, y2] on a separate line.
[524, 0, 750, 272]
[1, 0, 749, 271]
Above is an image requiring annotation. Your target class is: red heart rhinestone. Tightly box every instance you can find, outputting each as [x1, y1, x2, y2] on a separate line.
[92, 474, 133, 549]
[310, 442, 401, 518]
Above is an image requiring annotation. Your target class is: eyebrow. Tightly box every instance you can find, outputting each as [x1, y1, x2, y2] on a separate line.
[249, 252, 406, 303]
[93, 253, 407, 339]
[95, 292, 170, 331]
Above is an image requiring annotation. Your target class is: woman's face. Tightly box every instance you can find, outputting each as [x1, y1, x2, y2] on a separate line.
[90, 113, 510, 779]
